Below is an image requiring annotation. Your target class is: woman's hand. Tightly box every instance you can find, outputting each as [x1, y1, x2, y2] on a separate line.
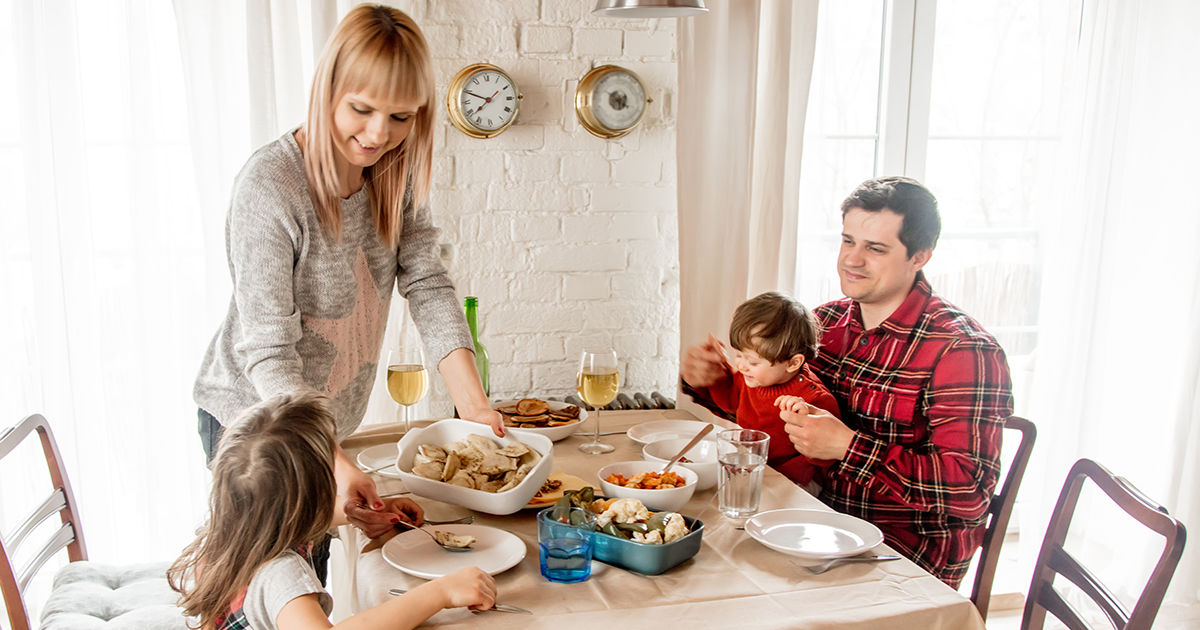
[334, 448, 425, 537]
[345, 496, 425, 539]
[439, 348, 505, 437]
[459, 405, 505, 438]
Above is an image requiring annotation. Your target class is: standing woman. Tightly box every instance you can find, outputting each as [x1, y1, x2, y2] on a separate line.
[192, 4, 501, 564]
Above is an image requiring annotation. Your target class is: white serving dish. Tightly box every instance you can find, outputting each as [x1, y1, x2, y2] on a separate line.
[745, 508, 884, 561]
[596, 461, 698, 512]
[626, 420, 720, 445]
[642, 437, 719, 491]
[493, 399, 587, 442]
[395, 419, 553, 515]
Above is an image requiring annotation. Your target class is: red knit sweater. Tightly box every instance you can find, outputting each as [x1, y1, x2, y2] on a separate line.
[693, 364, 841, 486]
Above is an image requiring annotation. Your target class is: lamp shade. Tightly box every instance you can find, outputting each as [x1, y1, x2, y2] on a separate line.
[592, 0, 708, 18]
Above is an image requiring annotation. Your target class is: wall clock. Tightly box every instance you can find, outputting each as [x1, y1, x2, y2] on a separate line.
[575, 65, 650, 139]
[446, 63, 521, 139]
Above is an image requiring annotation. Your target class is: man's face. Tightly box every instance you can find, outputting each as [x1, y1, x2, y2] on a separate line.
[837, 207, 930, 310]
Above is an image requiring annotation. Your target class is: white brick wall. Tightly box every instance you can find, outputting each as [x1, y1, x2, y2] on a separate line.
[379, 0, 680, 417]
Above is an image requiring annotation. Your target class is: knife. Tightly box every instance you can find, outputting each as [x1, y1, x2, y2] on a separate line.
[388, 588, 532, 615]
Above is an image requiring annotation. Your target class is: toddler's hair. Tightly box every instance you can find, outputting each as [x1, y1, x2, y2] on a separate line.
[729, 292, 821, 363]
[168, 392, 338, 629]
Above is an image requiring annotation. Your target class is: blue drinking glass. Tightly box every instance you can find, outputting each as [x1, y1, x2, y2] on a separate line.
[537, 507, 597, 583]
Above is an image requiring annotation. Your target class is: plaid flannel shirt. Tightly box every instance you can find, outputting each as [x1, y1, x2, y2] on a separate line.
[809, 272, 1013, 587]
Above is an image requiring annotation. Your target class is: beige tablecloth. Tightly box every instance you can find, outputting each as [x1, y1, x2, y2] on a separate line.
[343, 410, 985, 629]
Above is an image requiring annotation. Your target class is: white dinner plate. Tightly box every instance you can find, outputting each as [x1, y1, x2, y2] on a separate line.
[356, 443, 403, 479]
[381, 524, 526, 579]
[626, 420, 720, 445]
[745, 509, 884, 560]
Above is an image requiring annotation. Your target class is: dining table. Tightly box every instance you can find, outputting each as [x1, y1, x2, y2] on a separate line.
[341, 408, 986, 629]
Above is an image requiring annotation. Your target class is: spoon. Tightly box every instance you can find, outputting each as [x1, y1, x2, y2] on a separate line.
[661, 423, 714, 474]
[425, 515, 474, 526]
[393, 519, 474, 552]
[800, 554, 902, 574]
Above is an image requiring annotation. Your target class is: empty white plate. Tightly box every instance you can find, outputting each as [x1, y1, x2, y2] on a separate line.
[356, 443, 403, 479]
[626, 420, 719, 445]
[381, 524, 526, 579]
[745, 509, 883, 560]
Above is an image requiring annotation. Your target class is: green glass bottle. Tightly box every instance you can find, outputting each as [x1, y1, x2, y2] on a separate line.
[464, 296, 490, 396]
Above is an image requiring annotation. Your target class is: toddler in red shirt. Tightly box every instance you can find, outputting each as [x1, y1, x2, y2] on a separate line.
[682, 292, 841, 491]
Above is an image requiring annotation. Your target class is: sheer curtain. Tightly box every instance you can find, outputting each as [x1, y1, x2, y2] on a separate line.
[675, 0, 819, 410]
[1, 0, 211, 567]
[1024, 0, 1200, 610]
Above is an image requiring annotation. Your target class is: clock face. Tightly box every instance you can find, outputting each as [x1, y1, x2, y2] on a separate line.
[458, 69, 518, 132]
[590, 71, 646, 131]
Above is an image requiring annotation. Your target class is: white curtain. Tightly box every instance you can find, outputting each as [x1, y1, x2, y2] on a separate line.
[1024, 0, 1200, 611]
[1, 0, 213, 570]
[675, 0, 819, 410]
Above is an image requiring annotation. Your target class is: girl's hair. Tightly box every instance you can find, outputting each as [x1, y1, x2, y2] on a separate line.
[303, 4, 435, 246]
[168, 393, 338, 629]
[729, 292, 822, 363]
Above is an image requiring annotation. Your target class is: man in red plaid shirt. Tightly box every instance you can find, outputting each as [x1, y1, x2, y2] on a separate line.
[777, 176, 1014, 587]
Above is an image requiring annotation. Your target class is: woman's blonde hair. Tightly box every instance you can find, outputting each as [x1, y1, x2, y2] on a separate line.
[168, 393, 338, 629]
[304, 4, 435, 246]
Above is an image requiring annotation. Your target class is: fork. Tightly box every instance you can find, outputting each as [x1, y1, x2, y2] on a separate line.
[389, 589, 531, 614]
[799, 554, 902, 574]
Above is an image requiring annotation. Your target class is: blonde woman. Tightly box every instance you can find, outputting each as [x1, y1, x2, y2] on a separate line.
[192, 3, 501, 568]
[170, 392, 497, 629]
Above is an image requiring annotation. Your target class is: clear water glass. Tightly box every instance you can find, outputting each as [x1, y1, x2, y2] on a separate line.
[717, 429, 770, 520]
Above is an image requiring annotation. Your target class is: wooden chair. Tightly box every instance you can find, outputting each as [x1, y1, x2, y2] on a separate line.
[1021, 458, 1187, 630]
[1, 414, 186, 629]
[971, 415, 1037, 620]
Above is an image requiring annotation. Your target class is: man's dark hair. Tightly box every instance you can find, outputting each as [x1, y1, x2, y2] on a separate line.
[840, 176, 941, 257]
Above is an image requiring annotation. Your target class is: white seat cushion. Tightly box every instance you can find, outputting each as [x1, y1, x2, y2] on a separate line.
[40, 561, 189, 629]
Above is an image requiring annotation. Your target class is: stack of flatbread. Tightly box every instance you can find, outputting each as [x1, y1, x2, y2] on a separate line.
[498, 398, 581, 428]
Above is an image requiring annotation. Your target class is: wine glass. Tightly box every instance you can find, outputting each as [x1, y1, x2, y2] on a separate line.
[577, 347, 619, 454]
[386, 345, 428, 433]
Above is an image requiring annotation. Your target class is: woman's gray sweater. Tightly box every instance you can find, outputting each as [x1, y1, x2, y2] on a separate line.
[193, 131, 470, 437]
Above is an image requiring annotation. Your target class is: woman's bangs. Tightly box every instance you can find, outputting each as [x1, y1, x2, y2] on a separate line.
[338, 39, 432, 108]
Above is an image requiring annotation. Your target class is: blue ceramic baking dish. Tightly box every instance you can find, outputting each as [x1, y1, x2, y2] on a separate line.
[590, 516, 704, 575]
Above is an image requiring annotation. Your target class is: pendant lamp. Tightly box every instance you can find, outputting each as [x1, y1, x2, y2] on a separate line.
[592, 0, 708, 18]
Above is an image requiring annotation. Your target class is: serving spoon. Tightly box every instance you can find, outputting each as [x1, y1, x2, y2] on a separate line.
[661, 423, 714, 474]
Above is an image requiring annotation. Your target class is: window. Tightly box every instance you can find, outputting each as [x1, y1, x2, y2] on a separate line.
[795, 0, 1082, 411]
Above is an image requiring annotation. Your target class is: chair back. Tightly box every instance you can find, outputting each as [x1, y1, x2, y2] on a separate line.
[0, 414, 87, 630]
[1021, 458, 1187, 630]
[972, 415, 1037, 619]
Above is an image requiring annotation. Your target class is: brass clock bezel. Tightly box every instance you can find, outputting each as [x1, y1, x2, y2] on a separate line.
[575, 65, 650, 139]
[446, 63, 521, 139]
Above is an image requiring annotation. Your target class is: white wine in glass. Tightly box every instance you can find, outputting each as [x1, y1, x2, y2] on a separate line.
[386, 347, 428, 433]
[577, 348, 619, 454]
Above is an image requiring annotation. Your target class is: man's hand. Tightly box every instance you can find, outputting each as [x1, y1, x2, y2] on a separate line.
[776, 397, 856, 461]
[681, 334, 731, 387]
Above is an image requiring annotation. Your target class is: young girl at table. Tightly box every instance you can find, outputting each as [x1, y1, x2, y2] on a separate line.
[169, 392, 496, 630]
[680, 292, 841, 491]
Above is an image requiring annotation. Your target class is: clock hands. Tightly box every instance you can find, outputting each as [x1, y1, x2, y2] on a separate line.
[468, 90, 501, 114]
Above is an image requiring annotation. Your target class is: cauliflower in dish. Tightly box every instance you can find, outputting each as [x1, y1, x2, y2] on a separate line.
[595, 498, 651, 528]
